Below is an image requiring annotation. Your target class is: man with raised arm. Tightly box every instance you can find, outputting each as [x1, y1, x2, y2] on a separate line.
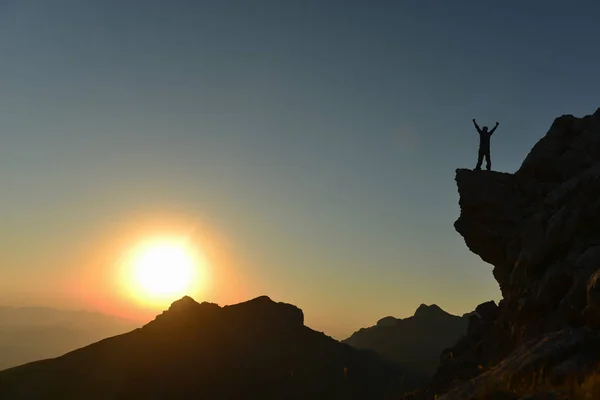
[472, 119, 499, 171]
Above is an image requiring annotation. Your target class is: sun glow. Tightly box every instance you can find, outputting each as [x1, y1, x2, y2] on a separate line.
[121, 236, 205, 307]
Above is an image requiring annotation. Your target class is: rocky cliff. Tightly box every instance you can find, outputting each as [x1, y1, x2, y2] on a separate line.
[431, 108, 600, 399]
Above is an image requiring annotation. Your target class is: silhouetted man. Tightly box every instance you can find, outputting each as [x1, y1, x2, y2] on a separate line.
[472, 119, 499, 171]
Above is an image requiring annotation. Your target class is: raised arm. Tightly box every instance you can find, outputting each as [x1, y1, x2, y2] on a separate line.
[489, 122, 499, 135]
[472, 119, 482, 134]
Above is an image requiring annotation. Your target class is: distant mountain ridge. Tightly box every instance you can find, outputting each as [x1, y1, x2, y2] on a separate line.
[0, 295, 425, 399]
[343, 304, 469, 377]
[0, 306, 138, 371]
[0, 306, 136, 329]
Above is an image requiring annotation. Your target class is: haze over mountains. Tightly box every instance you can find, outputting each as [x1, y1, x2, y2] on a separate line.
[0, 307, 138, 371]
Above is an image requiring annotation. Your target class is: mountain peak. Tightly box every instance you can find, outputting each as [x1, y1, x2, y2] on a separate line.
[343, 305, 468, 377]
[169, 295, 199, 309]
[413, 304, 447, 318]
[223, 295, 305, 327]
[164, 295, 220, 316]
[242, 295, 273, 305]
[146, 295, 304, 332]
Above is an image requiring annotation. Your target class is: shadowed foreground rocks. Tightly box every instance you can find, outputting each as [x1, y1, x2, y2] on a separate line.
[418, 108, 600, 399]
[0, 296, 421, 399]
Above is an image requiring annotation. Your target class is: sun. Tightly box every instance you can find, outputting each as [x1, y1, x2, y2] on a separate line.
[133, 242, 195, 296]
[121, 237, 205, 307]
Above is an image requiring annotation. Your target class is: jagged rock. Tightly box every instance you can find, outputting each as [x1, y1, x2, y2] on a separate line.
[438, 328, 600, 400]
[466, 314, 484, 336]
[434, 108, 600, 398]
[583, 270, 600, 329]
[476, 301, 499, 321]
[431, 300, 505, 394]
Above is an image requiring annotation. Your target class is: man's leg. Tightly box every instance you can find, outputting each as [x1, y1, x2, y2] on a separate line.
[485, 151, 491, 171]
[475, 149, 483, 170]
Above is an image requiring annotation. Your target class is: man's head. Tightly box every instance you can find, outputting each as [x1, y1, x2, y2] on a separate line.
[482, 126, 489, 133]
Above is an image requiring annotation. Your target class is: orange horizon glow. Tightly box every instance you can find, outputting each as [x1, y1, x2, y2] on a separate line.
[41, 212, 262, 325]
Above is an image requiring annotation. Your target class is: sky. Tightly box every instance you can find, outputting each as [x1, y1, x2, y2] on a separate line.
[1, 0, 600, 339]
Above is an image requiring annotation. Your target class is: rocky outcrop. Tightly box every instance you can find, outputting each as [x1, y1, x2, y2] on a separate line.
[434, 108, 600, 398]
[432, 300, 501, 395]
[439, 328, 600, 400]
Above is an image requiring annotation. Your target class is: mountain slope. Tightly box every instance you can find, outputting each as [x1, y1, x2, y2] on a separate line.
[343, 304, 468, 377]
[0, 307, 138, 371]
[0, 296, 421, 399]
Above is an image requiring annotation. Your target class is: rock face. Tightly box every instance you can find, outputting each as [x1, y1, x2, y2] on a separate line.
[439, 328, 600, 400]
[434, 108, 600, 399]
[343, 304, 468, 378]
[0, 295, 420, 400]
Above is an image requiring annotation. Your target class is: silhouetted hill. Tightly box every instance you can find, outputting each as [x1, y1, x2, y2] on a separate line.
[0, 307, 137, 371]
[343, 304, 468, 377]
[0, 296, 423, 399]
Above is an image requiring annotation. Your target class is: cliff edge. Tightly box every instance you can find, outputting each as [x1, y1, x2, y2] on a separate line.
[434, 108, 600, 399]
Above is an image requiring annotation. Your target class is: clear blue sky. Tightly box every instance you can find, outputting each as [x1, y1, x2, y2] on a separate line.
[1, 0, 600, 338]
